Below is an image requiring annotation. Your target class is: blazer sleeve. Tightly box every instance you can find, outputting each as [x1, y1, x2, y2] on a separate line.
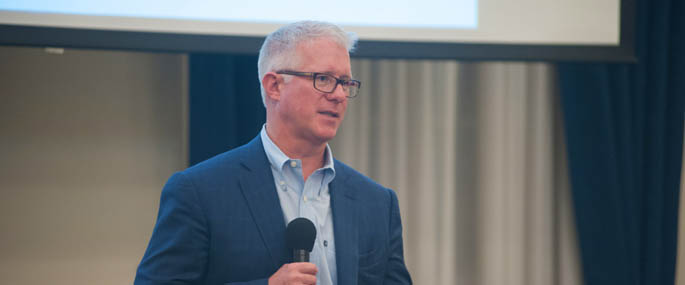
[384, 189, 413, 284]
[135, 172, 209, 285]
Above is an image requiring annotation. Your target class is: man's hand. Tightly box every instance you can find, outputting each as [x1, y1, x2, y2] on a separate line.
[268, 262, 318, 285]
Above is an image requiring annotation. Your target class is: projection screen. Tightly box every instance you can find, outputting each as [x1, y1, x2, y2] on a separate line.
[0, 0, 634, 61]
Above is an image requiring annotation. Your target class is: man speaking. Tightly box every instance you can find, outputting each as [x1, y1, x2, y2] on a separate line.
[135, 21, 412, 285]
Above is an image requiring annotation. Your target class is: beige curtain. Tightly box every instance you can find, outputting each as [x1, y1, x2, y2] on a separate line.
[331, 59, 582, 285]
[0, 47, 188, 285]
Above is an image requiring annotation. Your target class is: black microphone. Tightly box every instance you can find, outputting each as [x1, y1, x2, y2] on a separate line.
[285, 217, 317, 262]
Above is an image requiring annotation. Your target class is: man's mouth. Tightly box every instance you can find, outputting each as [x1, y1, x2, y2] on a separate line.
[318, 111, 339, 118]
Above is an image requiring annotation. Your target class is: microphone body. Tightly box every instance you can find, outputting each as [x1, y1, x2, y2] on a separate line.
[293, 249, 310, 262]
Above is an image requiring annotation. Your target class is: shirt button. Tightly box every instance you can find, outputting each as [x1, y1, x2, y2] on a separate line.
[279, 181, 285, 186]
[290, 161, 297, 168]
[324, 240, 328, 247]
[303, 196, 308, 202]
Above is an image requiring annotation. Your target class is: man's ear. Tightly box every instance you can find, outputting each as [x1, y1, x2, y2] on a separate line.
[262, 72, 281, 102]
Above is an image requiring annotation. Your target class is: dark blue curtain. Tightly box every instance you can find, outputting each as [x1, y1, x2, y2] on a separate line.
[189, 54, 265, 165]
[558, 0, 684, 284]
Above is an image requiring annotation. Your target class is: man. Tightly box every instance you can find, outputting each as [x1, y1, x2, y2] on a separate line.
[135, 21, 412, 285]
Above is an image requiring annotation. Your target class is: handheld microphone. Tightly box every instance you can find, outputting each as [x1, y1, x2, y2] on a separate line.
[285, 217, 317, 262]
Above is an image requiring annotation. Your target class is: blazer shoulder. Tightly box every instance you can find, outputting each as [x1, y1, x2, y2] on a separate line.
[186, 147, 244, 174]
[175, 136, 266, 190]
[183, 137, 263, 177]
[334, 159, 394, 198]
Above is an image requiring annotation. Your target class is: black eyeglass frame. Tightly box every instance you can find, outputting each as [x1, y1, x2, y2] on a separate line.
[276, 70, 361, 98]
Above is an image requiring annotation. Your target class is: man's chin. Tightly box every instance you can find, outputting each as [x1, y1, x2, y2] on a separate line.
[313, 129, 338, 143]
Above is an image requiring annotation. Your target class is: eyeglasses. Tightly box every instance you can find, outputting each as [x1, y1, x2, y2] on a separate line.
[276, 70, 361, 98]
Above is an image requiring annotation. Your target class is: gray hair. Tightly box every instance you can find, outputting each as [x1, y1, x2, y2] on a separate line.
[257, 21, 358, 106]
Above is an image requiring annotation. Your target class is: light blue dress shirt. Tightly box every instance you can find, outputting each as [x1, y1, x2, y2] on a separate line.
[260, 126, 337, 285]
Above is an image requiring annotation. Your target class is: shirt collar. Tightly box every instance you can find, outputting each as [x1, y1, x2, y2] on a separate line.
[260, 125, 336, 174]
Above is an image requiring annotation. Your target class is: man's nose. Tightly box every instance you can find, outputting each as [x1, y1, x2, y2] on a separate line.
[325, 83, 348, 102]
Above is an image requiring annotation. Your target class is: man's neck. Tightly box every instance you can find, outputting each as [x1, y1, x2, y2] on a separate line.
[265, 124, 327, 181]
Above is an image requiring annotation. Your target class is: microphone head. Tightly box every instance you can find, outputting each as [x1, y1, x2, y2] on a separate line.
[285, 217, 317, 252]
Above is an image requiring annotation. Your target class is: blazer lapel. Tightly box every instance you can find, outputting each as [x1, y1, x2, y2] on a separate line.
[330, 163, 359, 285]
[238, 137, 289, 271]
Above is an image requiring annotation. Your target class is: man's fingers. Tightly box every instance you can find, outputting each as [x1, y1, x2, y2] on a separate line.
[269, 262, 318, 285]
[298, 273, 317, 284]
[291, 262, 318, 275]
[291, 263, 317, 284]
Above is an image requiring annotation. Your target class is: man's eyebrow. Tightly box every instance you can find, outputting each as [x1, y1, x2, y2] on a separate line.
[330, 72, 352, 80]
[318, 69, 352, 79]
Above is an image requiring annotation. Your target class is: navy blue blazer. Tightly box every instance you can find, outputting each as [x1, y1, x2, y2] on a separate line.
[135, 136, 412, 284]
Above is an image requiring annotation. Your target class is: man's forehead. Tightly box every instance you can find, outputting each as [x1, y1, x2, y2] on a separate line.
[294, 39, 351, 75]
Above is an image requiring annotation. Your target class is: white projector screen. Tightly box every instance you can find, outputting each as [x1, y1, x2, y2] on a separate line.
[0, 0, 634, 61]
